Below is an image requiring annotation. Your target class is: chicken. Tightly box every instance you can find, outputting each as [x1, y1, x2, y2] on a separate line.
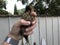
[19, 5, 37, 45]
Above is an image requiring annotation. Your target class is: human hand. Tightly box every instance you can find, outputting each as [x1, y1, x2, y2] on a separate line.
[9, 18, 36, 40]
[10, 18, 36, 36]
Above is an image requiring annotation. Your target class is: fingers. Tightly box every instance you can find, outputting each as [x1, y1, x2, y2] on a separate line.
[20, 18, 37, 25]
[24, 18, 37, 35]
[32, 18, 37, 24]
[26, 18, 37, 32]
[26, 23, 36, 31]
[14, 18, 37, 36]
[24, 30, 33, 35]
[15, 19, 31, 27]
[15, 18, 37, 27]
[20, 19, 31, 26]
[23, 20, 36, 35]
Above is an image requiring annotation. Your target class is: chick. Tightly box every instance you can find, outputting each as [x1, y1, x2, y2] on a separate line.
[19, 5, 37, 45]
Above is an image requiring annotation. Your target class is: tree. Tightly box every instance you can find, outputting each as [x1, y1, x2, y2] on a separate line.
[17, 0, 60, 16]
[14, 4, 18, 15]
[0, 0, 11, 15]
[17, 8, 25, 15]
[0, 0, 6, 10]
[34, 0, 60, 16]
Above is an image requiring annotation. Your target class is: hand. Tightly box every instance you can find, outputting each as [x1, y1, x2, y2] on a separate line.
[2, 18, 37, 45]
[9, 18, 36, 40]
[10, 18, 36, 36]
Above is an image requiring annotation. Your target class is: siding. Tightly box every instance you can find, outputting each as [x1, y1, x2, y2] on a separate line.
[0, 17, 60, 45]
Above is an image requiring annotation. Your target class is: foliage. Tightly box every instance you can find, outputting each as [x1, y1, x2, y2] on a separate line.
[48, 1, 60, 16]
[0, 0, 59, 16]
[0, 0, 11, 15]
[0, 0, 6, 9]
[55, 0, 60, 5]
[34, 0, 60, 16]
[35, 1, 46, 14]
[17, 8, 25, 15]
[0, 10, 11, 15]
[16, 0, 60, 16]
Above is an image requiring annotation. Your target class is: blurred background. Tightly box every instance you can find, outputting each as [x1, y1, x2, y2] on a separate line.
[0, 0, 60, 16]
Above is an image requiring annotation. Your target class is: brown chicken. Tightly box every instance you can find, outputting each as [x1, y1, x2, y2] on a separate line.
[19, 5, 37, 45]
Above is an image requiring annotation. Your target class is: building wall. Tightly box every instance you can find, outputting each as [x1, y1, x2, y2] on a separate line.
[0, 17, 60, 45]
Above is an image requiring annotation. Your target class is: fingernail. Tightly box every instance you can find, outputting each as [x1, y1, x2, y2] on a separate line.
[32, 21, 35, 24]
[27, 21, 30, 24]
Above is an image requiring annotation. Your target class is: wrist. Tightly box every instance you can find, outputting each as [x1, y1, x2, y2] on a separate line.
[4, 36, 19, 45]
